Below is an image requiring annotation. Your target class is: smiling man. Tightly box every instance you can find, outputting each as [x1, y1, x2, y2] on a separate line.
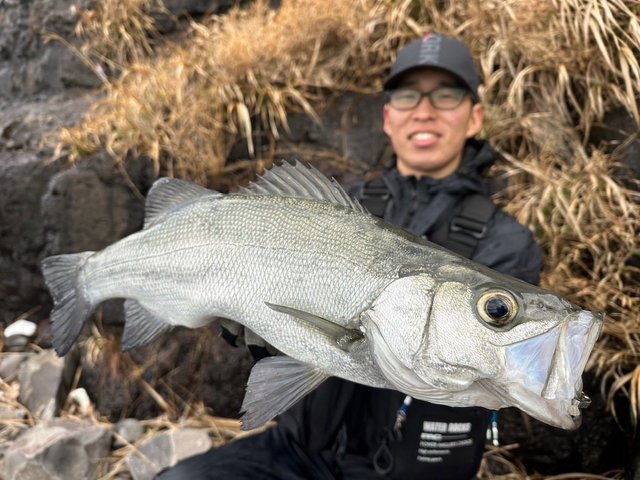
[383, 69, 483, 180]
[158, 34, 542, 480]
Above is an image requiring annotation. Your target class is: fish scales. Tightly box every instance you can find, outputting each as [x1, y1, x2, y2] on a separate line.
[77, 193, 426, 386]
[41, 161, 604, 431]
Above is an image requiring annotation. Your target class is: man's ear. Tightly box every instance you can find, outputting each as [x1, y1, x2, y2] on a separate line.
[466, 102, 484, 138]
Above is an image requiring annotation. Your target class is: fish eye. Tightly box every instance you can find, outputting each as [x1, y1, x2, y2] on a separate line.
[477, 290, 519, 327]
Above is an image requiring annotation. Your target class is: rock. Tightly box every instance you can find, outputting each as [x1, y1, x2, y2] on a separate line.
[3, 319, 37, 352]
[41, 152, 153, 257]
[0, 0, 94, 98]
[0, 152, 66, 326]
[17, 349, 78, 420]
[0, 352, 33, 382]
[114, 418, 145, 447]
[3, 335, 30, 352]
[2, 418, 111, 480]
[4, 319, 37, 338]
[125, 428, 211, 479]
[68, 387, 92, 415]
[0, 92, 93, 327]
[163, 0, 243, 16]
[281, 92, 390, 173]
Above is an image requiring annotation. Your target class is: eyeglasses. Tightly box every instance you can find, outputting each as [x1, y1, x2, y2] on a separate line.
[387, 86, 470, 111]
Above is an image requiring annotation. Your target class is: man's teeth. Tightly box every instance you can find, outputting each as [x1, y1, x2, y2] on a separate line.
[412, 132, 435, 140]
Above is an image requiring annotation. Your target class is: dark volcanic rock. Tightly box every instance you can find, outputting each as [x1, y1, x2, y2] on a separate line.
[41, 152, 153, 256]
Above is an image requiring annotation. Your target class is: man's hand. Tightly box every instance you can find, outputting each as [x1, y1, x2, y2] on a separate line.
[218, 318, 278, 360]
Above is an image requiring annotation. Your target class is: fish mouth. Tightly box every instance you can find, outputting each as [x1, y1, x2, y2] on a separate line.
[500, 310, 604, 429]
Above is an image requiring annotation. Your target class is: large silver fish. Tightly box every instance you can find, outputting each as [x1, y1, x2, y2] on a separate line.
[41, 161, 603, 430]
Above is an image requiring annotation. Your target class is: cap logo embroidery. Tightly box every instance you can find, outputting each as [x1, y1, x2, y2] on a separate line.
[419, 34, 441, 64]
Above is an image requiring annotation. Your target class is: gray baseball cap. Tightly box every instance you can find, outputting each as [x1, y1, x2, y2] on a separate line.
[384, 33, 482, 100]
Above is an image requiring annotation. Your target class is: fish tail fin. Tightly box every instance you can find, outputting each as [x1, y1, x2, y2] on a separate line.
[41, 252, 95, 356]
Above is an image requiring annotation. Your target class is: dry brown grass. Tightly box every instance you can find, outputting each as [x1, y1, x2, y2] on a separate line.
[479, 444, 625, 479]
[73, 0, 168, 69]
[57, 0, 640, 457]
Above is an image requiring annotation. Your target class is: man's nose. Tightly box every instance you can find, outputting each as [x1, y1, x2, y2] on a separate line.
[412, 96, 437, 118]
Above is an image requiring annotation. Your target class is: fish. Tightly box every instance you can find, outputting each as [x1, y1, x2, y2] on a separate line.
[41, 160, 603, 431]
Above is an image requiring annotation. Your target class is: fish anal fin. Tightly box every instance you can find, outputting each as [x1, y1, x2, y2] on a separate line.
[240, 356, 329, 430]
[122, 300, 172, 351]
[265, 302, 363, 351]
[144, 177, 219, 228]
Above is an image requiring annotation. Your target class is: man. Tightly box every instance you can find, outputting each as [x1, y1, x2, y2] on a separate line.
[158, 33, 542, 479]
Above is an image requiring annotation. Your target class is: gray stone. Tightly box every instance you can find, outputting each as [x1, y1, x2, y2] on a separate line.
[23, 44, 101, 95]
[125, 428, 211, 479]
[0, 352, 33, 382]
[279, 92, 390, 174]
[0, 92, 95, 327]
[4, 319, 37, 338]
[0, 0, 96, 98]
[114, 418, 145, 447]
[17, 349, 78, 420]
[41, 152, 151, 257]
[2, 418, 111, 480]
[3, 335, 30, 352]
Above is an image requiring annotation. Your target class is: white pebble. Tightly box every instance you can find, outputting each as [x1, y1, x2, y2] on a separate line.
[4, 320, 37, 338]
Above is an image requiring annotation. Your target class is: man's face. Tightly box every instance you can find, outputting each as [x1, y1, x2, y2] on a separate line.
[383, 69, 484, 179]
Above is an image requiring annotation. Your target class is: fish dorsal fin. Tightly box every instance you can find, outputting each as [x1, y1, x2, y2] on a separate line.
[144, 177, 218, 228]
[236, 160, 367, 213]
[240, 356, 329, 430]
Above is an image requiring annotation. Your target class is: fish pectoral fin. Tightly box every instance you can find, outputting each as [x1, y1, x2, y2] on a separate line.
[121, 300, 172, 351]
[240, 356, 329, 430]
[265, 302, 363, 351]
[144, 177, 220, 228]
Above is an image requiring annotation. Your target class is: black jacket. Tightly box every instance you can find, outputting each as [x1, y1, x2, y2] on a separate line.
[276, 139, 543, 479]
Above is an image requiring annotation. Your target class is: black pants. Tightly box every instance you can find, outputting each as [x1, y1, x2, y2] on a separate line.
[156, 426, 380, 480]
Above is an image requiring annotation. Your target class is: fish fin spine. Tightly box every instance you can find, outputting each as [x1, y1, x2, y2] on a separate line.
[236, 160, 367, 213]
[240, 356, 329, 430]
[144, 177, 219, 228]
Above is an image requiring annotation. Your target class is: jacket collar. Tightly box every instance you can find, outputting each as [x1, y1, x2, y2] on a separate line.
[383, 139, 497, 199]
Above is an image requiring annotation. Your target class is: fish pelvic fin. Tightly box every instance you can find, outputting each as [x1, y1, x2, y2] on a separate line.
[144, 177, 219, 228]
[235, 160, 367, 213]
[240, 356, 329, 430]
[265, 302, 363, 351]
[122, 300, 172, 351]
[41, 252, 95, 356]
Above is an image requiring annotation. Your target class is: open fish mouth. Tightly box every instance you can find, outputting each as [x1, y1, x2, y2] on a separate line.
[501, 310, 604, 429]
